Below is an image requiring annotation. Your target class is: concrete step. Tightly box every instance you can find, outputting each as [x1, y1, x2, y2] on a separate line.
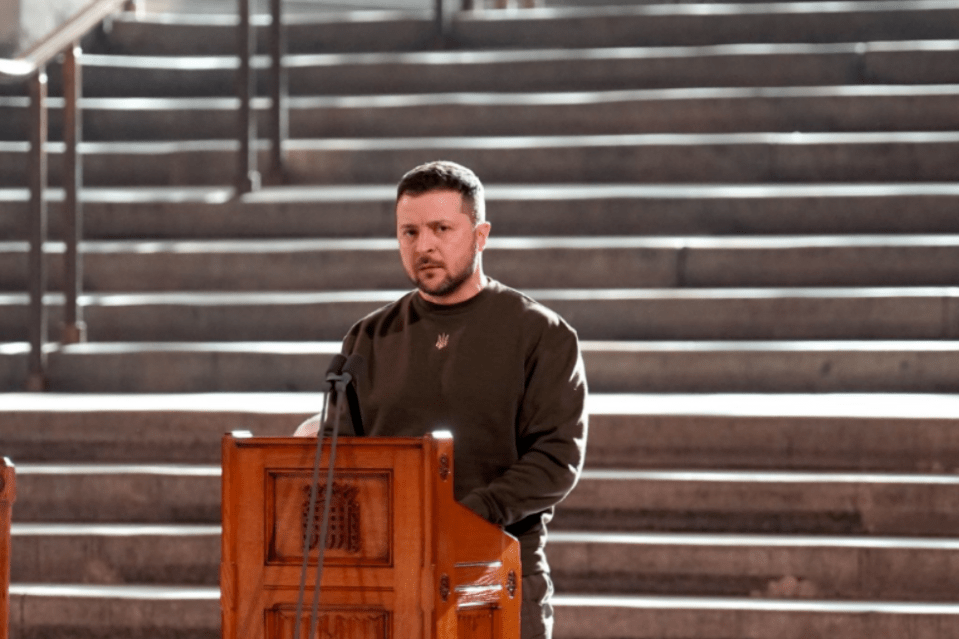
[10, 585, 959, 639]
[558, 469, 959, 536]
[10, 523, 220, 585]
[551, 594, 959, 639]
[7, 235, 959, 292]
[4, 393, 959, 471]
[548, 531, 959, 601]
[11, 462, 959, 535]
[6, 86, 959, 142]
[12, 463, 222, 523]
[102, 3, 959, 56]
[5, 340, 959, 393]
[7, 583, 219, 639]
[0, 392, 317, 463]
[52, 42, 959, 99]
[586, 393, 959, 473]
[13, 523, 959, 602]
[5, 184, 959, 241]
[5, 131, 959, 187]
[3, 288, 959, 342]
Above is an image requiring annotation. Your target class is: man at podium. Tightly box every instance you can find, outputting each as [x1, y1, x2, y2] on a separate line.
[297, 160, 588, 639]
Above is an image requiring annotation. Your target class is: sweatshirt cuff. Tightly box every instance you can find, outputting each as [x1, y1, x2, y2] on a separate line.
[460, 492, 492, 522]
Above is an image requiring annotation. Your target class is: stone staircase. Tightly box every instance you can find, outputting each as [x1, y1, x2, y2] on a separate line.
[4, 1, 959, 637]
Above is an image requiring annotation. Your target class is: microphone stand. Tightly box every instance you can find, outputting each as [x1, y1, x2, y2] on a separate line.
[293, 354, 364, 639]
[293, 355, 344, 639]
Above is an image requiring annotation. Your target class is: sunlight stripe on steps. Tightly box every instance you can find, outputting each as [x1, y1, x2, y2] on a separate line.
[552, 594, 959, 614]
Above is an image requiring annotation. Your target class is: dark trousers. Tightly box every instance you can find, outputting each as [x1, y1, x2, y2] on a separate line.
[521, 572, 554, 639]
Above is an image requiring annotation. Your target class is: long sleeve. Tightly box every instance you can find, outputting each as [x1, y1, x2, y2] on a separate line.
[459, 321, 588, 528]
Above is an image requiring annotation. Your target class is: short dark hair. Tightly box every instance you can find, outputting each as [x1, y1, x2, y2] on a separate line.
[396, 160, 485, 224]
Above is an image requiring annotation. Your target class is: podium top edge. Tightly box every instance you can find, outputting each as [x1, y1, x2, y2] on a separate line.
[223, 432, 453, 445]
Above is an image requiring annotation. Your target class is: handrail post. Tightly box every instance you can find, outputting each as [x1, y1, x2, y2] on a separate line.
[26, 69, 49, 392]
[62, 43, 86, 345]
[0, 458, 16, 639]
[435, 0, 452, 46]
[237, 0, 260, 194]
[267, 0, 287, 183]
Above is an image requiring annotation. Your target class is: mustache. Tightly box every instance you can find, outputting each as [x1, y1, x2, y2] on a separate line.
[416, 257, 444, 268]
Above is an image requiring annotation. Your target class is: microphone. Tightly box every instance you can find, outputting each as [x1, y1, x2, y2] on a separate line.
[340, 354, 366, 437]
[324, 354, 348, 389]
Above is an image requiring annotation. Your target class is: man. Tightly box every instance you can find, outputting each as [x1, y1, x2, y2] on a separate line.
[298, 160, 588, 639]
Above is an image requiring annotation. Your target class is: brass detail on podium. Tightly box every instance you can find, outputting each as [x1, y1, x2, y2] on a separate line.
[506, 570, 517, 599]
[439, 454, 450, 481]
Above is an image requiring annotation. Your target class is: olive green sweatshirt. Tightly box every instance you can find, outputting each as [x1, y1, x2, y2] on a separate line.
[329, 278, 588, 574]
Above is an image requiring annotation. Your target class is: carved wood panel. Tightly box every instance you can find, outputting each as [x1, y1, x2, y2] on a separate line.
[268, 470, 392, 566]
[270, 604, 390, 639]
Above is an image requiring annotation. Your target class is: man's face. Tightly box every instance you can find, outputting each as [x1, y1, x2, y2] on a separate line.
[396, 189, 490, 304]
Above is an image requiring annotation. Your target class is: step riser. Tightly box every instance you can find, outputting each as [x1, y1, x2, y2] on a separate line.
[586, 348, 959, 394]
[13, 473, 221, 523]
[63, 50, 959, 99]
[6, 347, 959, 393]
[4, 410, 959, 472]
[8, 593, 219, 639]
[14, 532, 959, 603]
[11, 533, 219, 585]
[5, 93, 959, 141]
[5, 137, 959, 187]
[0, 409, 303, 463]
[6, 243, 959, 290]
[551, 603, 959, 639]
[549, 540, 959, 601]
[104, 10, 959, 56]
[456, 10, 959, 52]
[12, 471, 959, 535]
[5, 191, 959, 240]
[11, 594, 958, 639]
[586, 415, 959, 474]
[559, 478, 959, 536]
[2, 295, 958, 342]
[2, 246, 672, 291]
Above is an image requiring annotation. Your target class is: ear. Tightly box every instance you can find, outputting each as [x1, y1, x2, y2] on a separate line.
[474, 221, 491, 252]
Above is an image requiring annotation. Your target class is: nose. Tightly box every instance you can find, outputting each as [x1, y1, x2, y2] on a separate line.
[414, 229, 437, 255]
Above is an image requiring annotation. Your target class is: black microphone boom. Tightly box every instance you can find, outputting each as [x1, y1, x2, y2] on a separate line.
[341, 354, 366, 437]
[324, 353, 347, 389]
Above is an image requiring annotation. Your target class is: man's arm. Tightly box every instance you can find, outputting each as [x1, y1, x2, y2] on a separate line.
[460, 323, 588, 527]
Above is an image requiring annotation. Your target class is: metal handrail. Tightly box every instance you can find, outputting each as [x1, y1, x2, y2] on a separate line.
[236, 0, 452, 195]
[1, 0, 132, 391]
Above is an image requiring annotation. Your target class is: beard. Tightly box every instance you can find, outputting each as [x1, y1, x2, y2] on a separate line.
[410, 244, 480, 299]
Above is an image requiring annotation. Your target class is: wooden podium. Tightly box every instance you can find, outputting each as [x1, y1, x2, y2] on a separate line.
[1, 458, 14, 639]
[221, 431, 522, 639]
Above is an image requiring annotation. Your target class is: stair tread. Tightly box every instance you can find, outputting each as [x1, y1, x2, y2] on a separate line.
[13, 462, 959, 484]
[3, 390, 959, 417]
[78, 38, 959, 67]
[11, 582, 959, 612]
[5, 182, 959, 202]
[14, 522, 959, 549]
[5, 130, 958, 152]
[5, 84, 959, 109]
